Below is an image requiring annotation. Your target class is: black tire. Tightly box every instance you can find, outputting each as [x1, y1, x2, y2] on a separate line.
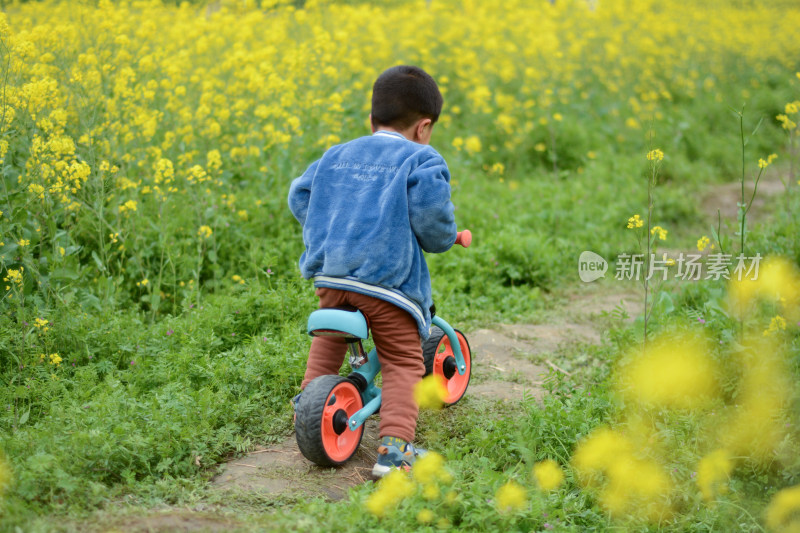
[422, 326, 472, 406]
[295, 375, 364, 466]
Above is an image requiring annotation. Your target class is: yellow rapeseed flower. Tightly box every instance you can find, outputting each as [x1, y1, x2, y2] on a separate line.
[198, 225, 213, 239]
[18, 239, 30, 247]
[365, 469, 413, 517]
[532, 459, 564, 491]
[758, 153, 777, 169]
[119, 200, 138, 214]
[777, 114, 797, 130]
[464, 135, 482, 154]
[696, 449, 733, 502]
[646, 148, 664, 162]
[416, 509, 434, 524]
[697, 235, 710, 251]
[627, 214, 644, 229]
[616, 335, 718, 410]
[495, 480, 526, 512]
[4, 267, 23, 286]
[413, 374, 447, 410]
[765, 484, 800, 533]
[763, 315, 787, 336]
[48, 353, 62, 366]
[412, 451, 450, 486]
[650, 225, 668, 241]
[722, 335, 792, 464]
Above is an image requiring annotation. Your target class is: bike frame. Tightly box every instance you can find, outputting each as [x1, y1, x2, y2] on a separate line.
[345, 315, 466, 432]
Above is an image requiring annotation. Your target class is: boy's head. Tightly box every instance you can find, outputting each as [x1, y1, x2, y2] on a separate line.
[370, 65, 443, 134]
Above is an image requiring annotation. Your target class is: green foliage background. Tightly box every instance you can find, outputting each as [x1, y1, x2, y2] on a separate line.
[0, 0, 799, 530]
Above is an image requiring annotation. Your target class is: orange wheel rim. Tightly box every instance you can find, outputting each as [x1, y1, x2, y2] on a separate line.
[433, 332, 471, 404]
[320, 381, 363, 462]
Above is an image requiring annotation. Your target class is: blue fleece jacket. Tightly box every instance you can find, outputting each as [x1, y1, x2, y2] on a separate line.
[288, 130, 457, 340]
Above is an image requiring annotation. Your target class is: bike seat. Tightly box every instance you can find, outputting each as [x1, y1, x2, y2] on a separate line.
[307, 307, 368, 340]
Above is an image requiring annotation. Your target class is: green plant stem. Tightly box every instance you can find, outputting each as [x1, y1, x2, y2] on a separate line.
[739, 110, 746, 257]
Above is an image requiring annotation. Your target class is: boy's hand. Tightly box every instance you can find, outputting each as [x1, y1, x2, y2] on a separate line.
[455, 230, 472, 248]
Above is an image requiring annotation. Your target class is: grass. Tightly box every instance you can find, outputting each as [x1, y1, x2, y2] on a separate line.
[1, 0, 799, 530]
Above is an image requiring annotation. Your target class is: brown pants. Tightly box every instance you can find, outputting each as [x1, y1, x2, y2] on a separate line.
[301, 288, 424, 443]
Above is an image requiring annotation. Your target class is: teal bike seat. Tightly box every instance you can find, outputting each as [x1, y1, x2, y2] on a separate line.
[307, 308, 368, 340]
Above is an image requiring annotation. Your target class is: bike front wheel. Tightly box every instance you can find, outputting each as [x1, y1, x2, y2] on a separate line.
[422, 326, 472, 406]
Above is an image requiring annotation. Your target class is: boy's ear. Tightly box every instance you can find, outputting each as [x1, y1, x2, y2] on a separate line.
[415, 118, 433, 144]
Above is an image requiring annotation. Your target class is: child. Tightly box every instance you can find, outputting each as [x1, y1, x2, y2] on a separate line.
[288, 65, 459, 478]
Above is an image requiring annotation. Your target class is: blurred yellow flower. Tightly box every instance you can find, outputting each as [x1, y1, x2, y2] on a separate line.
[365, 469, 413, 517]
[697, 235, 710, 251]
[763, 315, 787, 336]
[532, 459, 564, 491]
[119, 200, 138, 214]
[696, 449, 733, 502]
[617, 335, 718, 410]
[416, 509, 434, 524]
[777, 113, 797, 130]
[464, 135, 482, 154]
[765, 484, 800, 533]
[646, 148, 664, 162]
[495, 480, 526, 512]
[413, 375, 447, 410]
[489, 162, 505, 175]
[198, 225, 213, 239]
[412, 451, 450, 485]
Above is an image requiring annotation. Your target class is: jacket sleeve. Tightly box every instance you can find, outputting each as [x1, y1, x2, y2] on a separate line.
[288, 159, 320, 226]
[407, 153, 457, 253]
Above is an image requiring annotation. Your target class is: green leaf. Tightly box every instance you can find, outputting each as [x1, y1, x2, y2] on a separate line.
[91, 251, 106, 273]
[51, 267, 79, 281]
[656, 291, 674, 315]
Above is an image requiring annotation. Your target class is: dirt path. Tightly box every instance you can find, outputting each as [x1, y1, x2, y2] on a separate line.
[209, 281, 642, 503]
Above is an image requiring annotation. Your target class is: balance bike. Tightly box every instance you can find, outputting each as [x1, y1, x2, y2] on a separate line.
[294, 231, 474, 467]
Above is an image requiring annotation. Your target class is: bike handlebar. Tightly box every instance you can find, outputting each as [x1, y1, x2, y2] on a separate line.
[455, 230, 472, 248]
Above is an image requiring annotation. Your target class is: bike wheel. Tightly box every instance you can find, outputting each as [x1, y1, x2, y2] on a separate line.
[295, 375, 364, 466]
[422, 327, 472, 406]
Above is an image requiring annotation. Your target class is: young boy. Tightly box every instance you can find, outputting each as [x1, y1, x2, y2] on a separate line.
[288, 65, 459, 478]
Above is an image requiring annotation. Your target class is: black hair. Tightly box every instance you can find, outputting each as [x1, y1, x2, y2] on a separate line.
[370, 65, 443, 130]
